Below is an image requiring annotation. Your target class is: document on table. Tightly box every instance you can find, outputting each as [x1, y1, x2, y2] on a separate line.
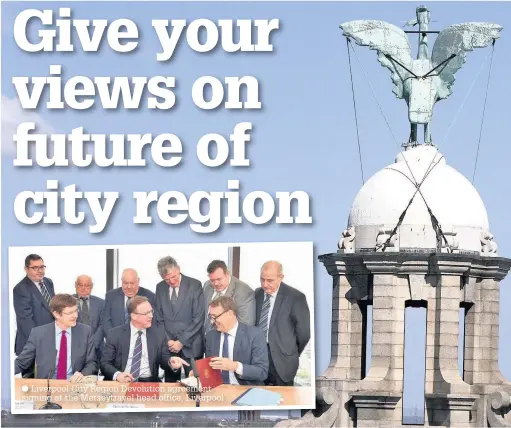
[232, 388, 283, 406]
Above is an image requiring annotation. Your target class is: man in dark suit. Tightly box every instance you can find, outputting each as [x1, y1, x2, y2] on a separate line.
[74, 275, 105, 361]
[202, 260, 256, 334]
[13, 254, 56, 376]
[255, 261, 310, 386]
[171, 296, 268, 385]
[154, 256, 205, 382]
[101, 268, 155, 337]
[15, 294, 97, 381]
[100, 296, 171, 382]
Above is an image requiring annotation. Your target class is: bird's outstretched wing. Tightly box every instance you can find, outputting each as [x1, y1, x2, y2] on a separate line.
[432, 22, 502, 99]
[341, 20, 413, 99]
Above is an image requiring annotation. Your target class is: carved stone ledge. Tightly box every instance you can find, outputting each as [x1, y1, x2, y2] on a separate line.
[351, 392, 401, 409]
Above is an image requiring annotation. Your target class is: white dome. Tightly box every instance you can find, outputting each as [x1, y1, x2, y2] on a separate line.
[340, 145, 497, 255]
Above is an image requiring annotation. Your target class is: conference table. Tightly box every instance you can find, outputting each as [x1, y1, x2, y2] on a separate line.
[13, 379, 313, 412]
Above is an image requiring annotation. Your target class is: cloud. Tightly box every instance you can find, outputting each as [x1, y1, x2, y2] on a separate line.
[1, 95, 56, 154]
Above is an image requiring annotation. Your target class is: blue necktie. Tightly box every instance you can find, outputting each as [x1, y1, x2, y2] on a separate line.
[131, 331, 143, 379]
[221, 333, 230, 384]
[124, 298, 131, 324]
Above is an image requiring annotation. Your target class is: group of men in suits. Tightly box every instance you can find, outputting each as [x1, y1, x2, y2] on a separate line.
[13, 254, 311, 387]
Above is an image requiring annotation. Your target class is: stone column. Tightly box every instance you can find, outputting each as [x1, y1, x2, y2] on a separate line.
[323, 269, 369, 381]
[464, 277, 507, 386]
[425, 274, 475, 427]
[354, 274, 406, 426]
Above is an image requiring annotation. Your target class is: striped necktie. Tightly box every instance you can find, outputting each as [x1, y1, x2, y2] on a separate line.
[131, 331, 143, 379]
[38, 281, 52, 305]
[258, 294, 271, 335]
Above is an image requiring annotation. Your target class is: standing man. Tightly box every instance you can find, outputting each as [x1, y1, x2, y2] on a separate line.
[15, 294, 98, 380]
[202, 260, 256, 335]
[255, 261, 310, 386]
[154, 256, 205, 382]
[100, 296, 171, 383]
[101, 268, 155, 337]
[13, 254, 56, 376]
[74, 275, 105, 361]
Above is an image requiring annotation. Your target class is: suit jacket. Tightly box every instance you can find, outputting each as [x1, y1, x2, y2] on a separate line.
[100, 324, 171, 381]
[101, 287, 155, 335]
[75, 294, 105, 352]
[203, 277, 256, 326]
[155, 275, 205, 359]
[205, 323, 268, 385]
[255, 282, 310, 382]
[14, 322, 97, 378]
[13, 276, 56, 355]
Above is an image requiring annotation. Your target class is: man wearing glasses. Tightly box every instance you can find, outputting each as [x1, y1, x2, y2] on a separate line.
[171, 296, 268, 385]
[13, 254, 56, 377]
[74, 275, 105, 361]
[202, 260, 256, 332]
[100, 296, 172, 383]
[15, 294, 98, 381]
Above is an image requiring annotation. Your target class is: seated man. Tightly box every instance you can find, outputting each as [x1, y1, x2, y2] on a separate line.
[171, 296, 268, 385]
[15, 294, 98, 381]
[100, 296, 171, 383]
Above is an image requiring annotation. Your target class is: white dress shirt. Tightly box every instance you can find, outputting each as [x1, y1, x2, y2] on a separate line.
[211, 287, 227, 301]
[169, 274, 182, 300]
[219, 322, 244, 385]
[263, 286, 280, 342]
[114, 323, 151, 380]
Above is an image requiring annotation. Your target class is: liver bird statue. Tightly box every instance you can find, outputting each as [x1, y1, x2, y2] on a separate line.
[341, 5, 502, 146]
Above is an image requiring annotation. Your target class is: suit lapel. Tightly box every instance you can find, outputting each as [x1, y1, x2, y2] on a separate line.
[269, 287, 285, 332]
[255, 290, 263, 324]
[71, 326, 78, 372]
[121, 325, 131, 371]
[204, 285, 212, 302]
[146, 328, 155, 373]
[45, 278, 55, 297]
[211, 331, 221, 357]
[44, 324, 57, 377]
[117, 291, 126, 325]
[225, 279, 236, 299]
[173, 277, 189, 317]
[233, 324, 244, 362]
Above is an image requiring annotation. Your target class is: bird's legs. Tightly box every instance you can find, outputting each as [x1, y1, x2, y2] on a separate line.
[407, 123, 418, 146]
[424, 123, 432, 145]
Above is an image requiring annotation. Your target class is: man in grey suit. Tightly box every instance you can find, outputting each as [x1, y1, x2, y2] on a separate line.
[154, 256, 205, 382]
[203, 260, 255, 335]
[74, 275, 105, 361]
[101, 296, 172, 382]
[171, 296, 268, 385]
[255, 261, 310, 386]
[15, 294, 97, 381]
[13, 254, 56, 377]
[101, 268, 155, 337]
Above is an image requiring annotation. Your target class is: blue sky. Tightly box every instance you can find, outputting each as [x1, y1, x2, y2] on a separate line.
[2, 0, 511, 418]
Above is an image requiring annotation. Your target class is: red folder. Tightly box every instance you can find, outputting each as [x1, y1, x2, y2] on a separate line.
[196, 357, 223, 389]
[125, 382, 160, 400]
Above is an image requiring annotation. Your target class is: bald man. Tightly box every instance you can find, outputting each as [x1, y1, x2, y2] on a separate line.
[73, 275, 105, 361]
[255, 261, 310, 386]
[101, 269, 155, 337]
